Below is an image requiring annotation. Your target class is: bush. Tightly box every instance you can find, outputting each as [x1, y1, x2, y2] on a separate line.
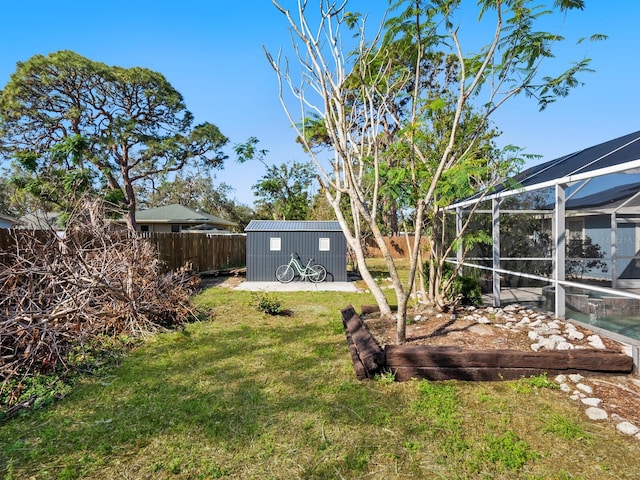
[251, 292, 286, 315]
[429, 262, 483, 307]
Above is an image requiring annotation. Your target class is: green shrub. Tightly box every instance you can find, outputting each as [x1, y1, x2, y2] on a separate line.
[426, 262, 483, 307]
[251, 292, 286, 315]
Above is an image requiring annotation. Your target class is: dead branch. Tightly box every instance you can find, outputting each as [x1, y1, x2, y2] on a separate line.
[1, 201, 199, 401]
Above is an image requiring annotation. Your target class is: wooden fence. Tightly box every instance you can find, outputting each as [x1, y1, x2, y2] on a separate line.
[0, 229, 247, 273]
[140, 233, 246, 272]
[365, 236, 429, 259]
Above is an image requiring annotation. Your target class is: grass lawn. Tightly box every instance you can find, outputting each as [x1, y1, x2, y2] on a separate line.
[1, 285, 640, 479]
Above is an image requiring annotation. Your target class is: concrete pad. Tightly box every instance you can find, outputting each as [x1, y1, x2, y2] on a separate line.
[235, 281, 359, 292]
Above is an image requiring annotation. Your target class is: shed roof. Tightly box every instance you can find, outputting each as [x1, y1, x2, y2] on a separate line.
[136, 204, 236, 227]
[245, 220, 342, 232]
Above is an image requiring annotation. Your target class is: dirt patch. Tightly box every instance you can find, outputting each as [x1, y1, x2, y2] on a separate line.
[362, 306, 624, 352]
[198, 274, 244, 290]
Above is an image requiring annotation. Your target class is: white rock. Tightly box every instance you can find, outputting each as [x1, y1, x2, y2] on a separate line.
[588, 335, 606, 349]
[555, 374, 567, 383]
[569, 374, 584, 383]
[570, 393, 581, 401]
[414, 315, 422, 322]
[581, 397, 602, 407]
[616, 422, 640, 436]
[559, 383, 572, 393]
[567, 330, 585, 341]
[585, 407, 608, 420]
[538, 337, 558, 350]
[565, 323, 577, 331]
[548, 321, 560, 330]
[528, 331, 540, 341]
[576, 383, 593, 395]
[477, 316, 491, 324]
[536, 324, 551, 334]
[556, 342, 575, 350]
[531, 343, 543, 352]
[529, 319, 542, 327]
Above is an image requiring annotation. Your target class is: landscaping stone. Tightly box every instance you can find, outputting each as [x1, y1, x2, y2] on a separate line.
[576, 383, 593, 395]
[581, 397, 602, 407]
[585, 407, 608, 420]
[616, 422, 640, 436]
[567, 330, 585, 341]
[587, 334, 606, 349]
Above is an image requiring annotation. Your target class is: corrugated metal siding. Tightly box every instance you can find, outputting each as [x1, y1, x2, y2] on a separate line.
[246, 228, 347, 281]
[245, 220, 342, 232]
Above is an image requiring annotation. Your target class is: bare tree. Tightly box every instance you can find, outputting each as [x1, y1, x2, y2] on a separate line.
[267, 0, 601, 343]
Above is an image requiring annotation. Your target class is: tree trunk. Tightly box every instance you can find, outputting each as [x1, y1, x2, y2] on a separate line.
[395, 291, 408, 344]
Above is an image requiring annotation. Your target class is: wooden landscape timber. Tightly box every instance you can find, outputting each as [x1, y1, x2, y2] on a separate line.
[340, 305, 634, 382]
[340, 305, 385, 379]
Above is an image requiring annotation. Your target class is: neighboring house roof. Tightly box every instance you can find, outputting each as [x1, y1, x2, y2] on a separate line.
[136, 204, 237, 228]
[245, 220, 342, 232]
[0, 213, 20, 227]
[16, 211, 62, 230]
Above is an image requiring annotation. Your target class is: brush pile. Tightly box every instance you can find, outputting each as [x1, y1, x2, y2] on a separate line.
[0, 203, 199, 389]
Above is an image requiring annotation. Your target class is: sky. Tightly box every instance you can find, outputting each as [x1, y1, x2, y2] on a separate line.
[0, 1, 639, 207]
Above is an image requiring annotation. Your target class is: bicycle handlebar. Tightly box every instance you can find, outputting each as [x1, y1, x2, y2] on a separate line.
[291, 252, 314, 263]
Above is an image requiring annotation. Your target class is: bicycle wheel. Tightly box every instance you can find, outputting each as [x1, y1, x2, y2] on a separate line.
[275, 264, 295, 283]
[308, 264, 327, 283]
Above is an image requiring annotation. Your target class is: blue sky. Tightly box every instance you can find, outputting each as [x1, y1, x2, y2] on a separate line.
[0, 1, 638, 207]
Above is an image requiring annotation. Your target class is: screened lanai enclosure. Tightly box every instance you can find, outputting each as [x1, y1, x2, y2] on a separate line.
[448, 130, 640, 344]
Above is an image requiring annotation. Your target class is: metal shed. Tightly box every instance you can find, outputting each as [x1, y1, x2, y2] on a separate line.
[245, 220, 347, 282]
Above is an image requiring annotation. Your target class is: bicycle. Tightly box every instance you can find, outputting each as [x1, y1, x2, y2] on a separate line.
[275, 253, 327, 283]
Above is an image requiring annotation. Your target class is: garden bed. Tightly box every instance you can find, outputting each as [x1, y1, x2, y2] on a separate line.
[341, 305, 634, 382]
